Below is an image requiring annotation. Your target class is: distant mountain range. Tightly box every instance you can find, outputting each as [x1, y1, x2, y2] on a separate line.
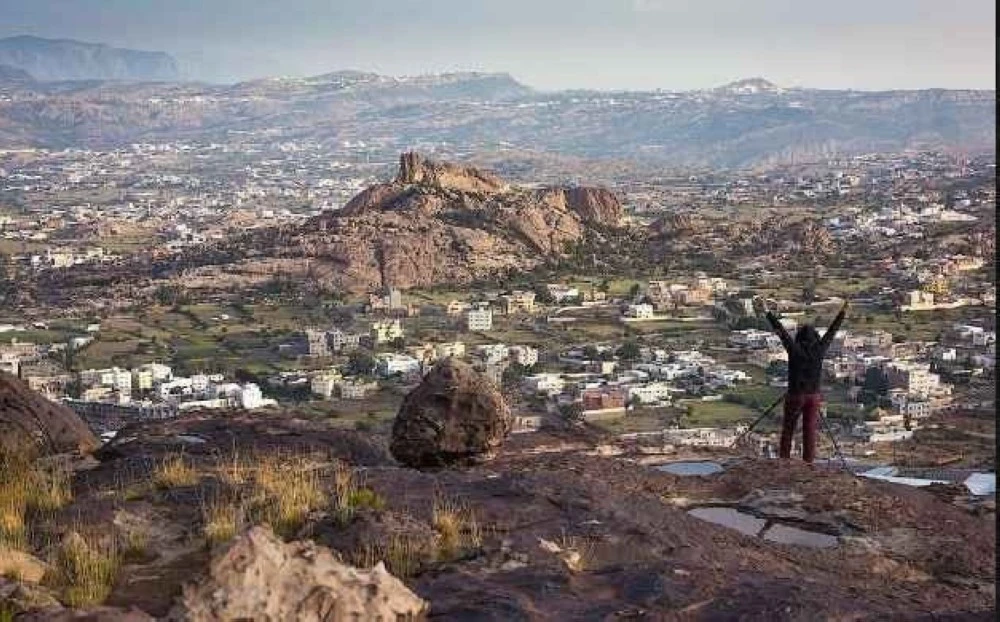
[0, 36, 179, 82]
[0, 37, 993, 168]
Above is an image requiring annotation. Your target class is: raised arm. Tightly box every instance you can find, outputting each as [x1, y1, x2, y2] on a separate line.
[820, 301, 849, 351]
[765, 311, 794, 352]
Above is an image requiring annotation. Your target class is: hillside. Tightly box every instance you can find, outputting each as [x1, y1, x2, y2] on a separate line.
[0, 69, 991, 167]
[0, 35, 179, 82]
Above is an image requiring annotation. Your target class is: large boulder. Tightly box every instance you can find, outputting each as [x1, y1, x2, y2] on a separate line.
[172, 526, 428, 621]
[390, 359, 511, 469]
[0, 371, 98, 456]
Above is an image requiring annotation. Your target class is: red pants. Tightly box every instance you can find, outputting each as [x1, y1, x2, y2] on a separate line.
[780, 393, 821, 463]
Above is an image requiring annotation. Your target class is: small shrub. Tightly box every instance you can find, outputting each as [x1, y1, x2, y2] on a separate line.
[153, 454, 199, 489]
[119, 527, 149, 563]
[347, 488, 386, 512]
[0, 603, 15, 622]
[432, 496, 482, 560]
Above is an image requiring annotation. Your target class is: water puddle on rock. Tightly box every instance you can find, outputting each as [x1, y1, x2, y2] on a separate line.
[687, 507, 840, 549]
[687, 507, 765, 537]
[761, 523, 839, 548]
[657, 461, 724, 476]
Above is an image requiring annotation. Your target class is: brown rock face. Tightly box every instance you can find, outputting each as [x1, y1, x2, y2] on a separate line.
[0, 371, 98, 456]
[174, 525, 428, 621]
[563, 186, 623, 225]
[396, 151, 507, 194]
[390, 359, 511, 469]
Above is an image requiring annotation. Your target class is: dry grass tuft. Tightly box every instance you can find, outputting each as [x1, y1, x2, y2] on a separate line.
[350, 533, 425, 578]
[251, 454, 326, 538]
[48, 533, 120, 607]
[0, 451, 72, 549]
[432, 496, 482, 560]
[152, 453, 199, 489]
[201, 492, 245, 547]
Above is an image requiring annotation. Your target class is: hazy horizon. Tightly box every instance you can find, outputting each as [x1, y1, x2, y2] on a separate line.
[1, 0, 995, 91]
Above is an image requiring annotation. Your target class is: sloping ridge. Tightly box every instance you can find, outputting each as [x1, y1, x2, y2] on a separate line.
[0, 370, 98, 455]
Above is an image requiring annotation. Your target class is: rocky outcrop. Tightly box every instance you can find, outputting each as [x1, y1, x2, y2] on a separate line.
[390, 359, 511, 469]
[173, 526, 428, 621]
[0, 371, 98, 456]
[289, 153, 622, 292]
[564, 186, 623, 225]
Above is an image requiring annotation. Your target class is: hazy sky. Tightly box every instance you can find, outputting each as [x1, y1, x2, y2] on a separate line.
[1, 0, 995, 90]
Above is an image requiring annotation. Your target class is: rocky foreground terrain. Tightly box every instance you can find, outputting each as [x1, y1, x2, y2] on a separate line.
[0, 363, 995, 620]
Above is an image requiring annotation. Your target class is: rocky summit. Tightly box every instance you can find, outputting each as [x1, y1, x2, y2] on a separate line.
[390, 358, 512, 469]
[156, 152, 624, 294]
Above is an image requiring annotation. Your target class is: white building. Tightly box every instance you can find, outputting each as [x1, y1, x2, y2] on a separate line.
[625, 303, 655, 319]
[371, 320, 404, 345]
[509, 345, 539, 368]
[627, 382, 675, 405]
[467, 308, 493, 332]
[340, 380, 377, 400]
[522, 373, 565, 395]
[375, 353, 422, 377]
[476, 343, 509, 364]
[311, 373, 341, 398]
[238, 384, 268, 409]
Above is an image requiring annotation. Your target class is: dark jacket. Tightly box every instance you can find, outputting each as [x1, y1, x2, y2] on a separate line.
[765, 308, 846, 395]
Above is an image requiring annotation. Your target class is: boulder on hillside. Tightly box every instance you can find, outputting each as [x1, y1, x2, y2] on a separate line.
[390, 359, 511, 469]
[172, 525, 428, 622]
[0, 371, 98, 456]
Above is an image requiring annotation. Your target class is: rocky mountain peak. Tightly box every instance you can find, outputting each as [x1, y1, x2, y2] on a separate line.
[396, 151, 508, 195]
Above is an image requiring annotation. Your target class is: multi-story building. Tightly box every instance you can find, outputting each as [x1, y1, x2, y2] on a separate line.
[375, 353, 422, 377]
[625, 303, 655, 319]
[340, 380, 378, 400]
[884, 361, 942, 397]
[475, 343, 509, 364]
[499, 290, 536, 315]
[523, 373, 565, 395]
[446, 300, 471, 316]
[509, 345, 539, 368]
[310, 372, 342, 398]
[306, 329, 330, 357]
[371, 320, 404, 345]
[581, 388, 627, 419]
[467, 307, 493, 332]
[329, 329, 363, 352]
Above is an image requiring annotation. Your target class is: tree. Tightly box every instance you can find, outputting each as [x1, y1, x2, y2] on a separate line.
[801, 280, 816, 304]
[582, 345, 600, 361]
[558, 402, 584, 423]
[346, 350, 376, 376]
[765, 359, 788, 379]
[502, 363, 531, 389]
[628, 283, 642, 300]
[863, 367, 889, 398]
[617, 340, 641, 361]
